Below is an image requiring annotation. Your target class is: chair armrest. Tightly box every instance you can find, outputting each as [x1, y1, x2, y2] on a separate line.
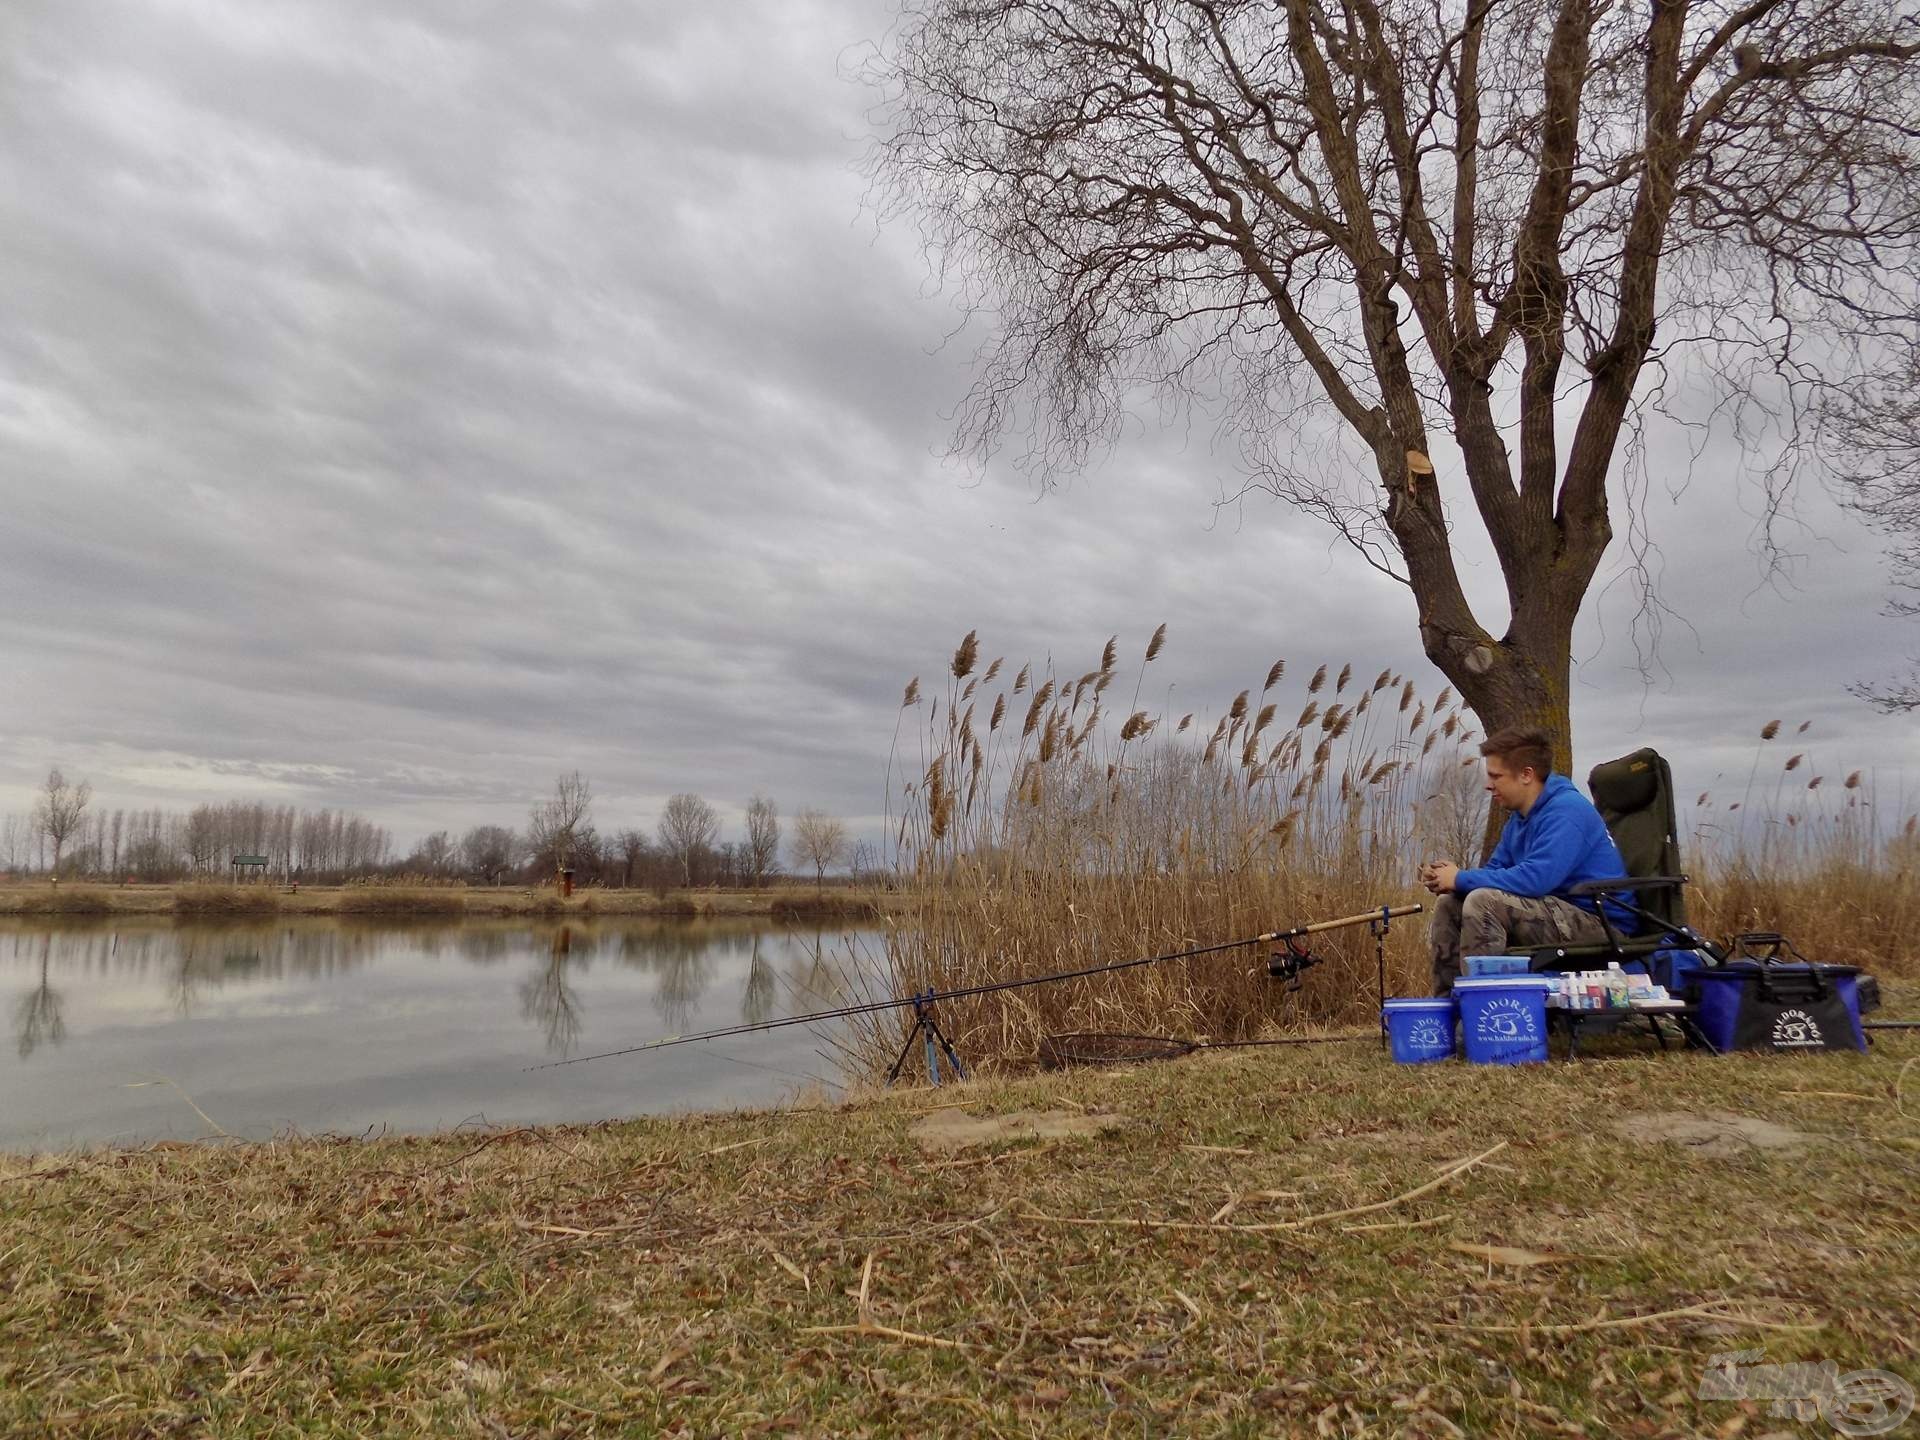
[1567, 875, 1688, 897]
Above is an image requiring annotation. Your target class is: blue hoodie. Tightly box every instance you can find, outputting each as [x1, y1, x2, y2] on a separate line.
[1454, 773, 1636, 931]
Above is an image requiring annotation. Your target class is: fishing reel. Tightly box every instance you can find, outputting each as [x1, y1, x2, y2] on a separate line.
[1267, 936, 1323, 990]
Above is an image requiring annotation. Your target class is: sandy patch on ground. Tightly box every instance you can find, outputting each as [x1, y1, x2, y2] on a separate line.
[1613, 1111, 1810, 1160]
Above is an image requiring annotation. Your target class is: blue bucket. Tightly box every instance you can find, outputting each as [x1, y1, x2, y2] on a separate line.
[1382, 998, 1457, 1064]
[1464, 954, 1531, 977]
[1454, 977, 1553, 1064]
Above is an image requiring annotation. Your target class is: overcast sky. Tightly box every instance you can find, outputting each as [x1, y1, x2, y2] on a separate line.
[2, 0, 1916, 857]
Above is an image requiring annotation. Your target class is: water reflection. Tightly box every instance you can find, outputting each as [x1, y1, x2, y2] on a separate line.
[1, 919, 882, 1151]
[13, 936, 64, 1060]
[520, 927, 582, 1055]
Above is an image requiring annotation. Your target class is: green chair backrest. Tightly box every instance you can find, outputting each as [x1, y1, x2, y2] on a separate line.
[1586, 748, 1687, 932]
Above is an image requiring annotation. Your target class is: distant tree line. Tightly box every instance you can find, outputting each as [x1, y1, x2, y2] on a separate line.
[1, 767, 864, 889]
[0, 770, 393, 881]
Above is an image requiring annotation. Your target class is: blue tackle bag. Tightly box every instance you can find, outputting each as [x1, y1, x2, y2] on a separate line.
[1692, 934, 1865, 1055]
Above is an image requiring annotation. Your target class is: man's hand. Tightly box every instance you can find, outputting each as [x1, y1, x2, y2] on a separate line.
[1419, 861, 1460, 895]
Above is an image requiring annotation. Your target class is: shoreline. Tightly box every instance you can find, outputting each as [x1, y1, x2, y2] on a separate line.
[0, 881, 892, 922]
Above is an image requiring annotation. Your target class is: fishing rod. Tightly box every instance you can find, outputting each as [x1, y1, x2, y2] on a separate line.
[525, 903, 1424, 1073]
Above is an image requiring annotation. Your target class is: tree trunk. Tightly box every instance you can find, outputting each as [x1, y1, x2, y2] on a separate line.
[1422, 608, 1575, 860]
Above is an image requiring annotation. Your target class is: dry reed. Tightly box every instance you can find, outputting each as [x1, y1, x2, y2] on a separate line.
[871, 631, 1494, 1079]
[172, 886, 281, 919]
[334, 889, 467, 920]
[874, 632, 1919, 1081]
[8, 886, 116, 916]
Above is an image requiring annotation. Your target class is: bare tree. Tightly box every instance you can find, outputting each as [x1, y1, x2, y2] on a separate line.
[657, 793, 720, 887]
[1839, 352, 1920, 710]
[872, 0, 1920, 773]
[460, 825, 519, 884]
[1, 813, 26, 873]
[34, 769, 92, 874]
[528, 771, 594, 875]
[744, 794, 781, 887]
[791, 809, 850, 889]
[614, 828, 654, 888]
[406, 830, 456, 877]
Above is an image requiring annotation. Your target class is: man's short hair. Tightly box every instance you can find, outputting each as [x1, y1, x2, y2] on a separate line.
[1479, 726, 1554, 779]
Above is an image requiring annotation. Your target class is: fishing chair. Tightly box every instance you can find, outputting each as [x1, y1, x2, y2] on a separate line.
[1515, 747, 1703, 973]
[1508, 748, 1719, 1055]
[1512, 747, 1880, 1054]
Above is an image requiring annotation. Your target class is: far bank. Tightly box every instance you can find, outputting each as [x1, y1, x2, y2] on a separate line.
[0, 880, 891, 923]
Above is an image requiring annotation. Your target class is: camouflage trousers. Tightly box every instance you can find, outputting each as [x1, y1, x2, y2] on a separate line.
[1429, 889, 1610, 995]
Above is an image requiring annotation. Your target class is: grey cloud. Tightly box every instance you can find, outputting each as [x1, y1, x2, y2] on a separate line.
[0, 0, 1914, 856]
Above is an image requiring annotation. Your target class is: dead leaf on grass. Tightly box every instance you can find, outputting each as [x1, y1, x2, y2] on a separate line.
[649, 1344, 692, 1381]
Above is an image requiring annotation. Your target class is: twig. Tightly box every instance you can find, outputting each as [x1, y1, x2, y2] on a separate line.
[928, 1142, 1057, 1173]
[1777, 1089, 1879, 1101]
[1445, 1301, 1818, 1336]
[702, 1138, 769, 1157]
[1020, 1143, 1507, 1236]
[1287, 1142, 1507, 1228]
[124, 1078, 232, 1139]
[798, 1322, 971, 1350]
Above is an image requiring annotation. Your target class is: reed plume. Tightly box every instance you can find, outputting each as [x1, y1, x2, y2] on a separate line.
[951, 631, 979, 679]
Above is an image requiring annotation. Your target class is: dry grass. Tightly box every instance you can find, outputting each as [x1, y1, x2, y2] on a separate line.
[334, 888, 469, 920]
[7, 886, 115, 917]
[172, 886, 281, 919]
[5, 1014, 1916, 1437]
[770, 894, 882, 922]
[877, 633, 1920, 1080]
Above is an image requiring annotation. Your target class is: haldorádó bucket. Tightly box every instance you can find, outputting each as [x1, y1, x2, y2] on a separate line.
[1464, 954, 1531, 977]
[1382, 997, 1456, 1063]
[1453, 976, 1553, 1064]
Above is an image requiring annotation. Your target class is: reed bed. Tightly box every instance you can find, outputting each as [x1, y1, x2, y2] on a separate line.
[771, 894, 882, 922]
[1685, 722, 1920, 973]
[333, 888, 468, 920]
[870, 632, 1919, 1081]
[172, 885, 281, 919]
[6, 886, 116, 916]
[865, 631, 1489, 1078]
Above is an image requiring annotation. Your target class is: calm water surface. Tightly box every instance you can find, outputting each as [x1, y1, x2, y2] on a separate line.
[1, 919, 883, 1152]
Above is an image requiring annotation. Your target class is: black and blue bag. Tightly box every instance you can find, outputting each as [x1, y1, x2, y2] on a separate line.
[1693, 934, 1866, 1055]
[1649, 945, 1711, 999]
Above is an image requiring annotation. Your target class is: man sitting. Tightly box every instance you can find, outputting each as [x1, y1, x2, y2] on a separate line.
[1421, 725, 1634, 995]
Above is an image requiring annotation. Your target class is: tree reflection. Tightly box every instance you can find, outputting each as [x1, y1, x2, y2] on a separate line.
[521, 927, 582, 1055]
[14, 936, 67, 1060]
[653, 947, 711, 1032]
[742, 932, 775, 1027]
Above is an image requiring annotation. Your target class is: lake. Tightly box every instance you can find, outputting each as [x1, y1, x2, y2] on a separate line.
[1, 919, 887, 1153]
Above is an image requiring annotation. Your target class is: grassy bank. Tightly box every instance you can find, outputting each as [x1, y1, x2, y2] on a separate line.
[5, 1014, 1917, 1437]
[0, 883, 888, 923]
